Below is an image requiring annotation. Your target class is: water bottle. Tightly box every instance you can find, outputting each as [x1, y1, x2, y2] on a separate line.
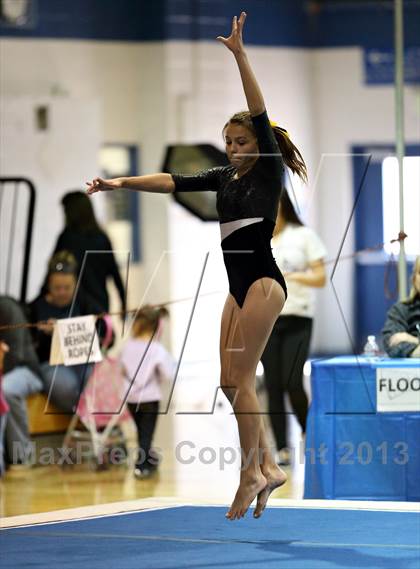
[363, 335, 380, 357]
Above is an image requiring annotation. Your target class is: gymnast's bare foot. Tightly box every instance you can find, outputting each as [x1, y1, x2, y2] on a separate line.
[226, 473, 267, 521]
[253, 465, 287, 518]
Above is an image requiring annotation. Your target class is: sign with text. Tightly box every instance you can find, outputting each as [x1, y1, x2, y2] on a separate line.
[364, 48, 420, 85]
[376, 367, 420, 412]
[49, 316, 102, 366]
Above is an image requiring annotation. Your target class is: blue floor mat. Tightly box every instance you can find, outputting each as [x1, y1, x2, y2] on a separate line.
[1, 506, 419, 569]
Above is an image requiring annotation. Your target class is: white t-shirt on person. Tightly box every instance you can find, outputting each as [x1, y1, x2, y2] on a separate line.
[271, 223, 327, 318]
[119, 339, 175, 404]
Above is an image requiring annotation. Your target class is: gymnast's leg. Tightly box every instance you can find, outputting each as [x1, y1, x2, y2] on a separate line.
[220, 277, 286, 520]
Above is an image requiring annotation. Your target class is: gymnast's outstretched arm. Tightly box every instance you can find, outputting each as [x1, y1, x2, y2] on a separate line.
[86, 173, 175, 195]
[217, 12, 265, 117]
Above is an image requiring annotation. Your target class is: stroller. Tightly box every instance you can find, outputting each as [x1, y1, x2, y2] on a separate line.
[62, 316, 131, 468]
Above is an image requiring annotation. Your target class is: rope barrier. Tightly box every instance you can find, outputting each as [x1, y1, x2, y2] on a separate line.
[0, 232, 409, 332]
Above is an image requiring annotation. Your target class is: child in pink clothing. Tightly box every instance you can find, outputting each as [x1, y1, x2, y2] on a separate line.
[120, 305, 175, 478]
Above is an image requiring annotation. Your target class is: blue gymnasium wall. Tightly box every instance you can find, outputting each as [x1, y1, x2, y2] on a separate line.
[1, 0, 420, 49]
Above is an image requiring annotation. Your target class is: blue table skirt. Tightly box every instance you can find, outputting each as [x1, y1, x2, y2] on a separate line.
[304, 356, 420, 501]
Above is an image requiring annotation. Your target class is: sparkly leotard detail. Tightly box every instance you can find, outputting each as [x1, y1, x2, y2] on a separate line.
[172, 110, 287, 308]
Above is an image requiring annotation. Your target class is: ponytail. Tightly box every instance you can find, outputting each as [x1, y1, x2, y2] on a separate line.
[272, 126, 307, 184]
[132, 304, 169, 339]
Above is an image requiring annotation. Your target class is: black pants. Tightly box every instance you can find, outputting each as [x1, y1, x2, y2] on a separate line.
[127, 401, 159, 470]
[261, 315, 313, 450]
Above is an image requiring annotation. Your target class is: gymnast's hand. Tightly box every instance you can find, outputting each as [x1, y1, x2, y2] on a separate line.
[86, 177, 122, 195]
[217, 11, 246, 54]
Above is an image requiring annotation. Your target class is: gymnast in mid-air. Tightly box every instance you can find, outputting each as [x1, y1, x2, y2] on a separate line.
[87, 11, 307, 520]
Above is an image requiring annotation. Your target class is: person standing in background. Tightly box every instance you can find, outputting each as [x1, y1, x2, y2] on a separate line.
[261, 191, 327, 466]
[53, 191, 126, 315]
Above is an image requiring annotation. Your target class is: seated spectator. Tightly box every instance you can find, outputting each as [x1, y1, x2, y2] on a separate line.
[0, 296, 45, 465]
[52, 190, 126, 315]
[29, 251, 104, 413]
[382, 256, 420, 358]
[0, 341, 10, 475]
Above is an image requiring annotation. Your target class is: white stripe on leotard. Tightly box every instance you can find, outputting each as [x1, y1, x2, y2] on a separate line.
[220, 217, 263, 241]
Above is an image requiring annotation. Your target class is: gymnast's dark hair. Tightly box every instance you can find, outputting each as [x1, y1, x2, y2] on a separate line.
[61, 191, 101, 233]
[223, 111, 308, 184]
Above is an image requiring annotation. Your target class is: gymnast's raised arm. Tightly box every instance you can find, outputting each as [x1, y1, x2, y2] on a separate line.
[86, 174, 175, 195]
[217, 12, 265, 117]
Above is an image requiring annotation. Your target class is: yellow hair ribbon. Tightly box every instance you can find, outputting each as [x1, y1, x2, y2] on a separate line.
[270, 119, 290, 138]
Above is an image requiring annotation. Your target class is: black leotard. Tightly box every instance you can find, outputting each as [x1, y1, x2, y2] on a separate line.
[172, 111, 284, 223]
[172, 110, 287, 308]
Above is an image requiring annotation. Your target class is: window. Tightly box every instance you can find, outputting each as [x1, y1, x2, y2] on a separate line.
[382, 156, 420, 256]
